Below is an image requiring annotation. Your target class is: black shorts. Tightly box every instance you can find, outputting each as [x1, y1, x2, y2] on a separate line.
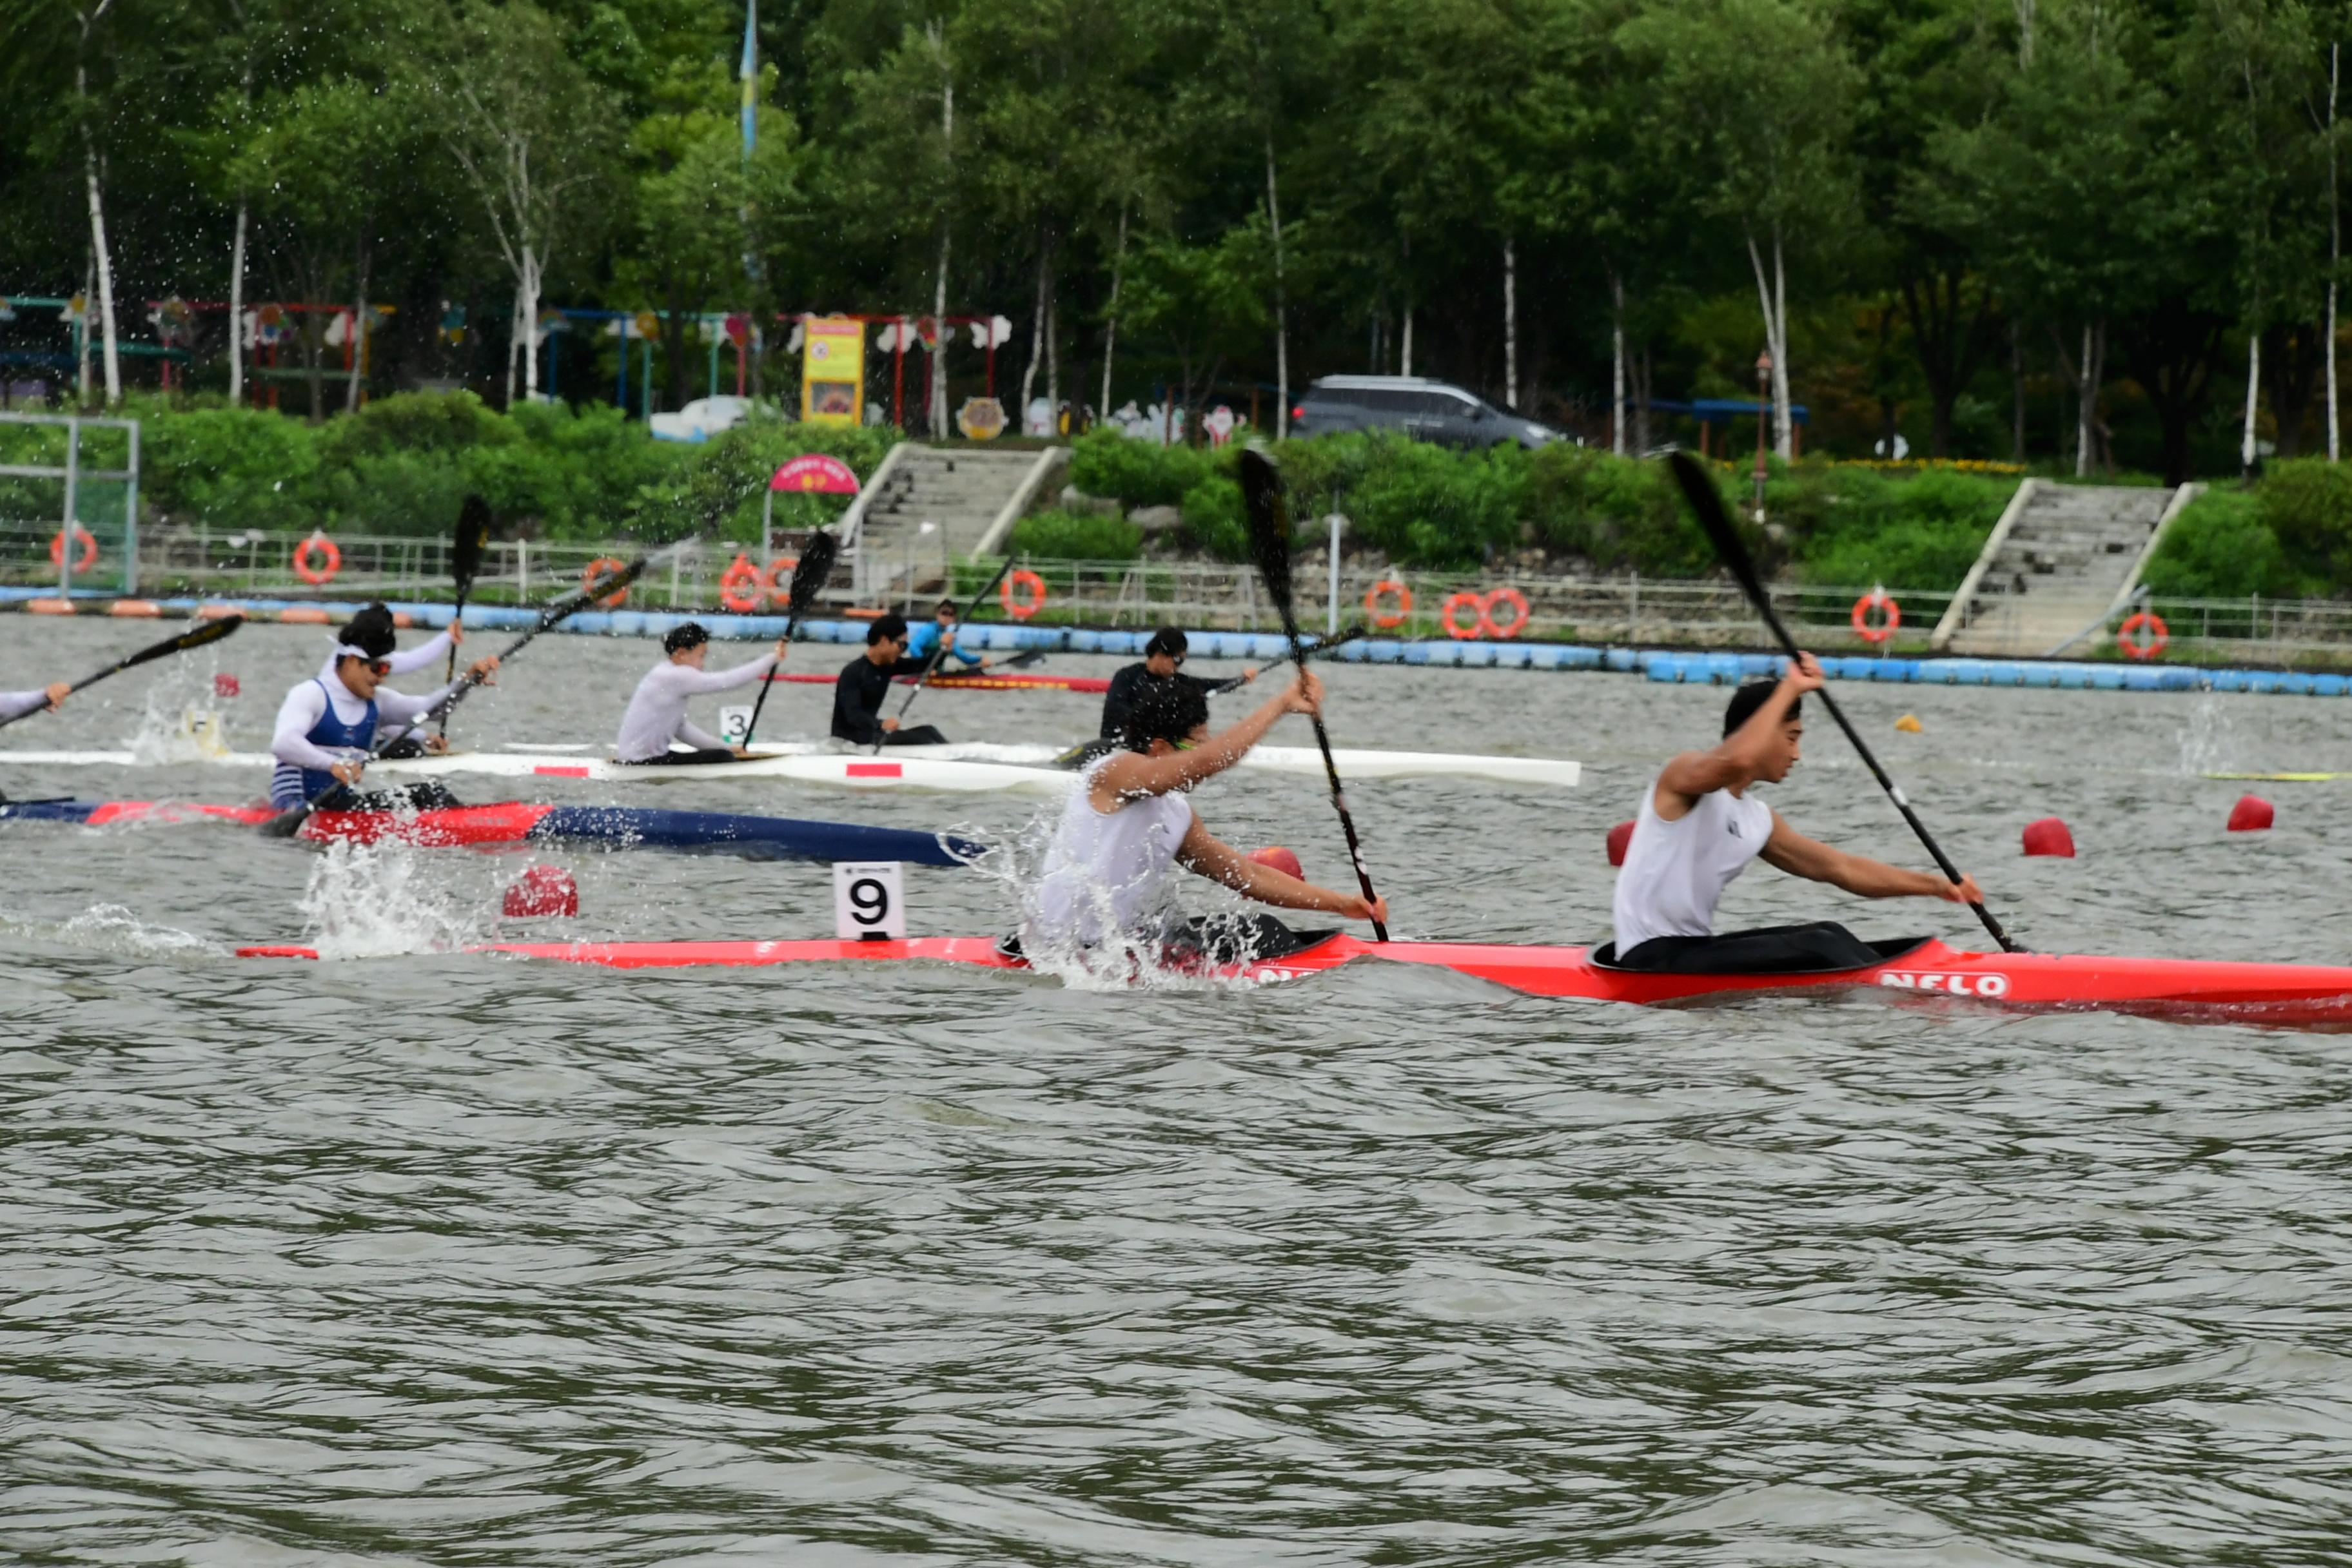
[997, 914, 1335, 967]
[621, 748, 740, 767]
[1604, 921, 1909, 975]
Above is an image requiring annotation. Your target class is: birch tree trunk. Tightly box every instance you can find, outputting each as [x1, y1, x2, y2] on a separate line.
[1611, 273, 1627, 456]
[228, 204, 247, 404]
[930, 72, 953, 440]
[1400, 308, 1414, 377]
[2331, 43, 2341, 461]
[520, 251, 542, 400]
[1746, 228, 1792, 460]
[1019, 237, 1045, 431]
[345, 228, 371, 414]
[2242, 331, 2262, 474]
[2076, 323, 2094, 476]
[1267, 140, 1289, 438]
[82, 135, 121, 407]
[1502, 237, 1518, 410]
[1099, 201, 1126, 416]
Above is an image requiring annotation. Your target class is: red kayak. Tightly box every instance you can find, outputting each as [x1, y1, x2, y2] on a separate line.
[231, 933, 2352, 1029]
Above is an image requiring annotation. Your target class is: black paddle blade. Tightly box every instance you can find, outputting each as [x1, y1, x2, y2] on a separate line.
[1237, 446, 1298, 627]
[452, 495, 491, 593]
[786, 531, 838, 620]
[121, 612, 244, 672]
[1665, 453, 1767, 602]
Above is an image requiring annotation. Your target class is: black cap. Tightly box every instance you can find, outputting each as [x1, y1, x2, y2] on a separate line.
[344, 603, 397, 660]
[663, 622, 710, 654]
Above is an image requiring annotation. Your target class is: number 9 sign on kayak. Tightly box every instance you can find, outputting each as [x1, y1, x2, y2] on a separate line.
[833, 861, 905, 940]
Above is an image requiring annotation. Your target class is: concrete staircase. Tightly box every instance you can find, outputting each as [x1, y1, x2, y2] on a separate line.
[845, 444, 1067, 603]
[1932, 480, 2197, 656]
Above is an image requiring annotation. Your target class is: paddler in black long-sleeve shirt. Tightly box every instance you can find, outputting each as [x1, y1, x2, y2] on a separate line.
[1098, 627, 1255, 740]
[832, 612, 949, 746]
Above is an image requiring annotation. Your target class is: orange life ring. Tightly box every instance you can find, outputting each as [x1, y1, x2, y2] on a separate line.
[49, 525, 99, 574]
[719, 553, 765, 613]
[292, 533, 340, 585]
[764, 555, 799, 609]
[1441, 591, 1490, 640]
[1851, 587, 1900, 644]
[582, 556, 629, 609]
[1482, 585, 1530, 640]
[1364, 579, 1412, 629]
[2118, 610, 2168, 660]
[1001, 567, 1048, 622]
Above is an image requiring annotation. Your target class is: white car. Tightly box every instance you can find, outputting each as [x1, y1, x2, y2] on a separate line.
[649, 395, 755, 443]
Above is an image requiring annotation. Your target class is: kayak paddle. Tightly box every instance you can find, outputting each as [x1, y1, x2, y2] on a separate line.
[741, 530, 838, 750]
[876, 553, 1019, 752]
[1664, 450, 2021, 954]
[1213, 622, 1370, 695]
[438, 493, 493, 740]
[0, 613, 246, 731]
[258, 553, 658, 838]
[1239, 446, 1387, 942]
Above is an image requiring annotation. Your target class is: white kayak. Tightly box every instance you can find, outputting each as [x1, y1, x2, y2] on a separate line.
[0, 742, 1579, 794]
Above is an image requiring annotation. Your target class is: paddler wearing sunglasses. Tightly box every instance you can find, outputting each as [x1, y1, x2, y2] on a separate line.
[269, 639, 498, 810]
[1018, 663, 1386, 965]
[1096, 626, 1255, 740]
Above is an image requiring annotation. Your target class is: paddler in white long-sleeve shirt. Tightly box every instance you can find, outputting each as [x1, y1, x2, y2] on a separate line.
[1018, 665, 1387, 966]
[0, 678, 73, 723]
[271, 640, 498, 810]
[614, 622, 789, 765]
[316, 604, 462, 758]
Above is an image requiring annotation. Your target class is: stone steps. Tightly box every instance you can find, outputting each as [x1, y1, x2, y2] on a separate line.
[1941, 481, 2186, 655]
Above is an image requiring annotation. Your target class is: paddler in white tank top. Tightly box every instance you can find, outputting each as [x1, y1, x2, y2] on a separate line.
[1023, 665, 1387, 959]
[1609, 653, 1982, 974]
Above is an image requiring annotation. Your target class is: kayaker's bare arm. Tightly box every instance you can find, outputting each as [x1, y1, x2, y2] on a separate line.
[1761, 811, 1984, 903]
[1175, 817, 1388, 923]
[1090, 669, 1320, 810]
[1653, 654, 1826, 819]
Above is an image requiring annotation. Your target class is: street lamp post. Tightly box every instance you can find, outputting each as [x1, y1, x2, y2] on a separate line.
[1752, 350, 1772, 525]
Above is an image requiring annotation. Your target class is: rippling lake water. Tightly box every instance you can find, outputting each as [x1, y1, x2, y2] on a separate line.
[4, 616, 2350, 1563]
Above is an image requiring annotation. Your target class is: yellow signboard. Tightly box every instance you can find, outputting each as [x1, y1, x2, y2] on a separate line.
[801, 316, 865, 426]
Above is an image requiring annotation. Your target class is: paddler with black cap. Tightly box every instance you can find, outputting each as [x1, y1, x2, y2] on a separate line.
[270, 637, 498, 810]
[614, 622, 789, 765]
[832, 612, 947, 747]
[1, 676, 74, 723]
[1019, 663, 1387, 964]
[1606, 653, 1983, 973]
[1097, 627, 1253, 740]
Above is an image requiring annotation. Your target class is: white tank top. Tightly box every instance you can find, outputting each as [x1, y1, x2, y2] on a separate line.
[1611, 770, 1774, 954]
[1027, 758, 1196, 946]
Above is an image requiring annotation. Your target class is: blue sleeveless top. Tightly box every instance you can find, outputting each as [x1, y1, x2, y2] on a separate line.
[270, 678, 377, 808]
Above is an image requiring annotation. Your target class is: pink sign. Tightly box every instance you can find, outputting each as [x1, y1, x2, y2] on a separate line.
[770, 454, 860, 495]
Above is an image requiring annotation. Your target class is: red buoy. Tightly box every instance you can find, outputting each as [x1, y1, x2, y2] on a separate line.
[1606, 820, 1636, 867]
[1248, 845, 1304, 881]
[2227, 794, 2275, 833]
[2021, 817, 2076, 858]
[503, 864, 579, 918]
[213, 672, 240, 698]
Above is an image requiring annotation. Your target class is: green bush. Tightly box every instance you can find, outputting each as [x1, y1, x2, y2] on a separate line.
[319, 390, 510, 462]
[2142, 486, 2315, 598]
[1011, 509, 1143, 560]
[2255, 458, 2352, 588]
[318, 451, 471, 535]
[142, 404, 328, 532]
[1522, 444, 1721, 574]
[1068, 429, 1215, 508]
[622, 419, 892, 544]
[1179, 476, 1250, 560]
[1346, 435, 1524, 567]
[1782, 467, 2010, 589]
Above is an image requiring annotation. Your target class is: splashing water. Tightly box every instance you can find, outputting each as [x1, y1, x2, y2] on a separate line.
[128, 649, 234, 763]
[0, 903, 222, 959]
[2177, 694, 2239, 775]
[298, 838, 480, 959]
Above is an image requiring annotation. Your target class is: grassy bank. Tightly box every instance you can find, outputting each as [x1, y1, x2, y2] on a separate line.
[10, 395, 2347, 600]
